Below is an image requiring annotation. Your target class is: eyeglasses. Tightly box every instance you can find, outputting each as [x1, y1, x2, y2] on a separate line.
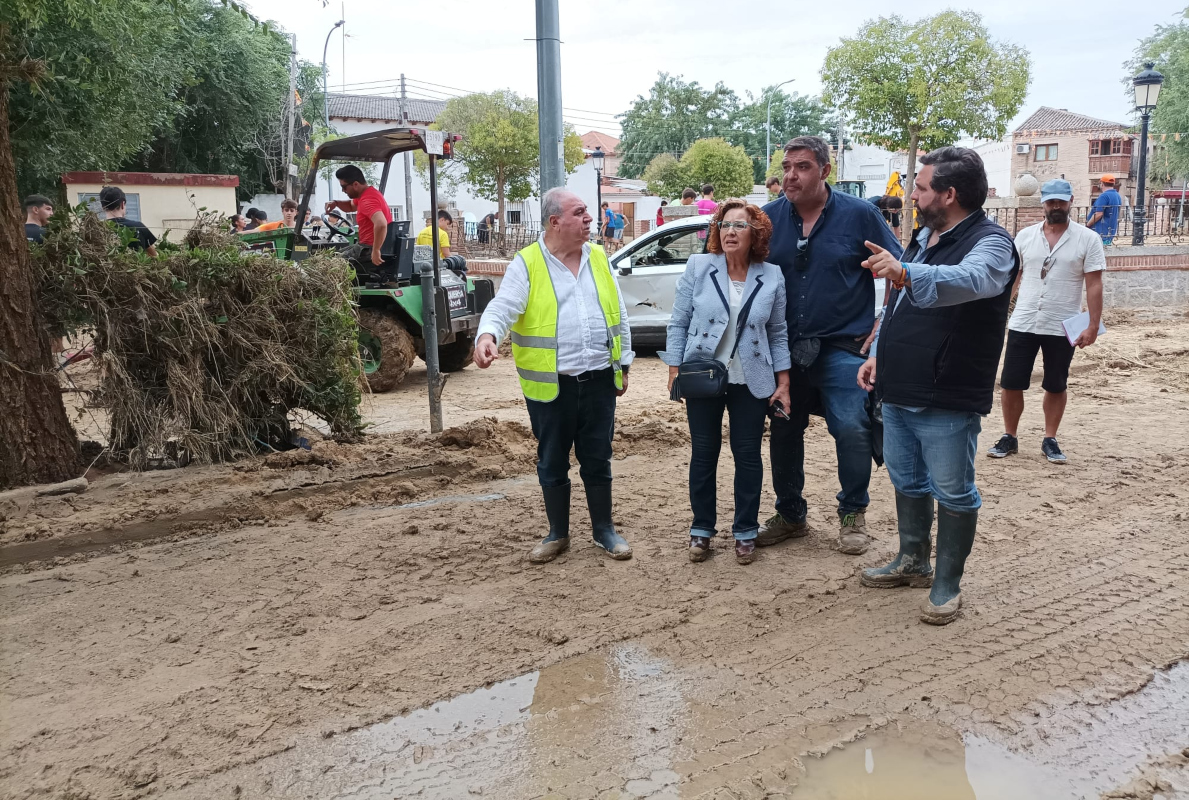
[716, 220, 752, 230]
[794, 237, 810, 271]
[1041, 255, 1054, 280]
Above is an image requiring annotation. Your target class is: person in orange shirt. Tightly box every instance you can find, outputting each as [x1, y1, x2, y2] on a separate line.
[252, 200, 299, 232]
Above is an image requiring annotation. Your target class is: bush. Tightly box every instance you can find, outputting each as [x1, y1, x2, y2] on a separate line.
[32, 212, 363, 468]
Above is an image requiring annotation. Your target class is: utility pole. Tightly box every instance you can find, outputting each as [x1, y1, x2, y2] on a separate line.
[322, 20, 344, 202]
[284, 33, 298, 199]
[400, 74, 414, 223]
[534, 0, 565, 193]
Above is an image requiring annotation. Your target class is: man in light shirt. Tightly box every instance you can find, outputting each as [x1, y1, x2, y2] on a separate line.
[474, 188, 635, 564]
[988, 179, 1105, 464]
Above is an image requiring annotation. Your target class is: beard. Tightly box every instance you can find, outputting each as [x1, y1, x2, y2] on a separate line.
[915, 201, 946, 231]
[1046, 208, 1070, 225]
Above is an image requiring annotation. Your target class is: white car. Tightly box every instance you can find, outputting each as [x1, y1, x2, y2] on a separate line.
[610, 216, 886, 348]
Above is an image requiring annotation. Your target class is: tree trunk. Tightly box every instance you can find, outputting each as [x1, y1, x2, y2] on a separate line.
[902, 131, 919, 248]
[496, 174, 506, 240]
[0, 77, 81, 489]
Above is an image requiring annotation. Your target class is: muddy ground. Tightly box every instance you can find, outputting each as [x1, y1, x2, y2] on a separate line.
[2, 312, 1188, 799]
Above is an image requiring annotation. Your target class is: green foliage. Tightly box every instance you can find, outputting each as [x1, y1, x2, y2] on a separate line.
[618, 74, 740, 179]
[8, 0, 313, 200]
[31, 211, 364, 467]
[679, 138, 754, 199]
[415, 90, 584, 204]
[728, 89, 837, 182]
[1133, 10, 1189, 180]
[821, 11, 1030, 152]
[642, 153, 689, 199]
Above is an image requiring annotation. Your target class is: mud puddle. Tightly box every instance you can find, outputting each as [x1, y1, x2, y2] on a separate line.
[798, 660, 1189, 799]
[170, 644, 687, 799]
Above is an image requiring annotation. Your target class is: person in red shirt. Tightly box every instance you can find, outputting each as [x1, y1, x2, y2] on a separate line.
[656, 200, 668, 228]
[324, 165, 392, 266]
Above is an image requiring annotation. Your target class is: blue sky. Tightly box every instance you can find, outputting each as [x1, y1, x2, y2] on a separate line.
[247, 0, 1185, 139]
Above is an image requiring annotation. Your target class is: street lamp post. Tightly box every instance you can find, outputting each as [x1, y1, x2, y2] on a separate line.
[1131, 62, 1164, 246]
[322, 19, 345, 201]
[592, 146, 605, 241]
[766, 79, 796, 170]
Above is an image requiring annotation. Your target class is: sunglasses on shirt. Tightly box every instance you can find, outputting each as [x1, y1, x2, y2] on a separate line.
[1041, 254, 1054, 281]
[794, 237, 810, 271]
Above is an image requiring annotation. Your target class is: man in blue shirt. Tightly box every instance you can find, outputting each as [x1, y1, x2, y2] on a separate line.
[1086, 174, 1121, 245]
[758, 136, 903, 556]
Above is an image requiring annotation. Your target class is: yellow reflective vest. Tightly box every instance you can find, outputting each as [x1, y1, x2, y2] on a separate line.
[509, 242, 624, 402]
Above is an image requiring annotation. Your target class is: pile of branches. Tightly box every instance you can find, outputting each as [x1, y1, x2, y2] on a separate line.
[32, 212, 363, 468]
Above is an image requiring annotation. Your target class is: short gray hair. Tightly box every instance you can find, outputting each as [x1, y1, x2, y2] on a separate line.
[541, 187, 574, 223]
[784, 135, 831, 168]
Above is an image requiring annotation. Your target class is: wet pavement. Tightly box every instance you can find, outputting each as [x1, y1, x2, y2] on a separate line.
[168, 648, 1189, 799]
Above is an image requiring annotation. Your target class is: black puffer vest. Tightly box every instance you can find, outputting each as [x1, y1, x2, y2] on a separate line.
[875, 211, 1020, 415]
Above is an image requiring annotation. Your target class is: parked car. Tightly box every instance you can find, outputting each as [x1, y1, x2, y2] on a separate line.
[610, 216, 886, 348]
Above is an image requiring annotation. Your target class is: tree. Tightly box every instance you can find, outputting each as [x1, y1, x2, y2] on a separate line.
[729, 89, 836, 183]
[1132, 11, 1189, 180]
[679, 138, 754, 199]
[642, 153, 689, 200]
[416, 91, 584, 234]
[617, 73, 739, 179]
[821, 11, 1030, 241]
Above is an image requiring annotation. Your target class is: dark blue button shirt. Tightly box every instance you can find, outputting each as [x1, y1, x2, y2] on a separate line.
[763, 187, 903, 342]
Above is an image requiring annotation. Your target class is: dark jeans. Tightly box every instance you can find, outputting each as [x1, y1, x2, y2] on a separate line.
[525, 369, 617, 489]
[770, 344, 872, 519]
[685, 383, 769, 541]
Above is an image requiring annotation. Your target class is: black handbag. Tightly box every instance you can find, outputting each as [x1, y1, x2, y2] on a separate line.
[672, 288, 757, 401]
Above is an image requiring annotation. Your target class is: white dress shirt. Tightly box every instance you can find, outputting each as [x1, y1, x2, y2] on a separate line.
[1010, 222, 1105, 337]
[477, 238, 635, 375]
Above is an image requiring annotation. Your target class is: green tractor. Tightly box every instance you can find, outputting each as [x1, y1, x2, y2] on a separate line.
[241, 127, 494, 392]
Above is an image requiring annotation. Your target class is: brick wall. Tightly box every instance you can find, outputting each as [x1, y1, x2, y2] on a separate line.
[1010, 130, 1135, 203]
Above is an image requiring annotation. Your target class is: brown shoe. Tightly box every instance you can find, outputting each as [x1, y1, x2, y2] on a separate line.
[756, 513, 809, 547]
[735, 539, 757, 564]
[838, 511, 871, 555]
[689, 535, 711, 562]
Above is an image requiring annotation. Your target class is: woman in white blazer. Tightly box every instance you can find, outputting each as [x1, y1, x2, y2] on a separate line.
[661, 199, 792, 564]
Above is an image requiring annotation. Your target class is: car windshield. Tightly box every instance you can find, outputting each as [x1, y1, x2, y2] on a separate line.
[630, 226, 706, 267]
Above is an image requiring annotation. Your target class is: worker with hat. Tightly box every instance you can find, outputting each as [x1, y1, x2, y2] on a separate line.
[988, 178, 1105, 464]
[1086, 174, 1122, 245]
[474, 187, 635, 564]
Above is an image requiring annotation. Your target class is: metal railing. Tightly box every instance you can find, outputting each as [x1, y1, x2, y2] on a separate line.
[987, 201, 1189, 245]
[448, 223, 544, 260]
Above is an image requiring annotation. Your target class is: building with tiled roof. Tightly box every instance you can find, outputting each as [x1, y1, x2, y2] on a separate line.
[1010, 106, 1137, 205]
[327, 93, 445, 125]
[581, 131, 621, 177]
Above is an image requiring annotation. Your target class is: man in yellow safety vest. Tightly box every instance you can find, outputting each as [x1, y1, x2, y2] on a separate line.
[475, 188, 635, 563]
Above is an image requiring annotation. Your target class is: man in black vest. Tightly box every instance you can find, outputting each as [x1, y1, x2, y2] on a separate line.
[855, 147, 1019, 625]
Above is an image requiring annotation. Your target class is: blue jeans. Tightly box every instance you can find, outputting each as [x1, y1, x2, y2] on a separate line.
[525, 370, 617, 488]
[882, 404, 982, 512]
[685, 384, 769, 541]
[770, 345, 872, 519]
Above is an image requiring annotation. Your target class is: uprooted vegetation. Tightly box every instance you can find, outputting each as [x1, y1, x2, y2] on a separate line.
[32, 212, 364, 469]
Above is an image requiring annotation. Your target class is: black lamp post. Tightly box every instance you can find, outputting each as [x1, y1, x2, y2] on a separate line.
[1131, 62, 1164, 246]
[592, 146, 605, 240]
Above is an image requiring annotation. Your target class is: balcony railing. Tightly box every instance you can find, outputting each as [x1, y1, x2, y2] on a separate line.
[1088, 155, 1133, 175]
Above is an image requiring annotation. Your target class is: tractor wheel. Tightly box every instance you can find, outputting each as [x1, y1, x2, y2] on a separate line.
[357, 308, 416, 392]
[436, 333, 475, 372]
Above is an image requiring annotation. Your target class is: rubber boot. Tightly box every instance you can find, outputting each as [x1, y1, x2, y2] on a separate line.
[585, 482, 632, 560]
[920, 507, 978, 625]
[528, 483, 571, 564]
[861, 493, 935, 588]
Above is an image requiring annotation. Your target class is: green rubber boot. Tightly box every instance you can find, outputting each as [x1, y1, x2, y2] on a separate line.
[528, 483, 571, 564]
[861, 492, 935, 588]
[586, 482, 632, 560]
[920, 507, 978, 625]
